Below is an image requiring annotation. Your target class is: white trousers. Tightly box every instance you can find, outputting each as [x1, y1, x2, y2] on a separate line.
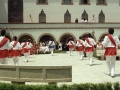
[69, 48, 74, 56]
[13, 56, 19, 65]
[24, 53, 29, 62]
[0, 58, 8, 64]
[50, 48, 54, 56]
[86, 52, 93, 65]
[79, 51, 83, 60]
[106, 56, 116, 76]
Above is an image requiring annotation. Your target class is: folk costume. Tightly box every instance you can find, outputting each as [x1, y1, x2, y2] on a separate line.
[21, 42, 29, 62]
[67, 40, 75, 56]
[102, 34, 120, 77]
[48, 40, 55, 56]
[27, 41, 33, 56]
[76, 39, 84, 60]
[0, 36, 10, 64]
[84, 37, 96, 65]
[9, 41, 21, 65]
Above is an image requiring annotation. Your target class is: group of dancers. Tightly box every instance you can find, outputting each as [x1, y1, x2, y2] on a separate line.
[0, 29, 33, 65]
[66, 28, 120, 77]
[0, 28, 120, 77]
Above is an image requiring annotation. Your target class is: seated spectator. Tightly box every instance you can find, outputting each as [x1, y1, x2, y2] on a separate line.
[40, 45, 50, 53]
[81, 18, 84, 23]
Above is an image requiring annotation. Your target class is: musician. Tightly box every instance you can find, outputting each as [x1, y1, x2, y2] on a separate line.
[102, 28, 120, 77]
[0, 29, 10, 64]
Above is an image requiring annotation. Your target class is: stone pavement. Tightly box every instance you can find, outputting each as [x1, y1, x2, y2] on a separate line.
[0, 51, 120, 85]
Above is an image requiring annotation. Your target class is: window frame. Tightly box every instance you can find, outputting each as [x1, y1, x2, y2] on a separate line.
[96, 0, 107, 5]
[62, 0, 73, 5]
[79, 0, 90, 5]
[36, 0, 48, 5]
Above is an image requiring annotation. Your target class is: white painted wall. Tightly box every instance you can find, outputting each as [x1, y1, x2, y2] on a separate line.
[0, 0, 120, 23]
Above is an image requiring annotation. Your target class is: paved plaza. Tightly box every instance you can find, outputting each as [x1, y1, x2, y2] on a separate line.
[0, 51, 120, 85]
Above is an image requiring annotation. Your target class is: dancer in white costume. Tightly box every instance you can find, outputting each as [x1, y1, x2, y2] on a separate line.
[102, 28, 120, 77]
[67, 37, 75, 56]
[9, 36, 21, 65]
[76, 36, 84, 60]
[48, 38, 55, 56]
[84, 33, 96, 66]
[0, 29, 10, 64]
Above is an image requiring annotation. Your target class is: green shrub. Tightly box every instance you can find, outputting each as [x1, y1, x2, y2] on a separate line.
[54, 50, 66, 53]
[114, 82, 120, 90]
[0, 82, 119, 90]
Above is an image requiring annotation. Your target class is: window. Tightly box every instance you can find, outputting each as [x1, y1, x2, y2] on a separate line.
[8, 0, 23, 23]
[96, 0, 107, 5]
[81, 10, 88, 21]
[64, 9, 71, 23]
[62, 0, 73, 5]
[39, 9, 46, 23]
[99, 10, 105, 23]
[36, 0, 48, 4]
[79, 0, 90, 5]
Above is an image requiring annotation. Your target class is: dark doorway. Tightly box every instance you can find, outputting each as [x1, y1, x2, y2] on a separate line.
[39, 35, 53, 43]
[19, 35, 33, 44]
[60, 34, 74, 51]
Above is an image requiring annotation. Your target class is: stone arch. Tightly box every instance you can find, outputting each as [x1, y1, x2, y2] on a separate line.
[39, 9, 46, 23]
[99, 10, 105, 23]
[80, 32, 96, 41]
[18, 33, 35, 43]
[98, 32, 108, 42]
[64, 9, 71, 23]
[38, 33, 56, 44]
[81, 10, 88, 20]
[8, 0, 23, 23]
[58, 33, 76, 43]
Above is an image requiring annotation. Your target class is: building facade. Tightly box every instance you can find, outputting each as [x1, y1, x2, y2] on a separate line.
[0, 0, 120, 44]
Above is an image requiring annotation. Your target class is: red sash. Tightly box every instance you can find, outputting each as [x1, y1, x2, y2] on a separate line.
[78, 40, 84, 46]
[13, 41, 18, 47]
[70, 41, 74, 45]
[86, 38, 93, 47]
[0, 37, 8, 48]
[69, 41, 74, 48]
[107, 34, 116, 47]
[28, 42, 30, 45]
[86, 38, 96, 48]
[22, 43, 27, 48]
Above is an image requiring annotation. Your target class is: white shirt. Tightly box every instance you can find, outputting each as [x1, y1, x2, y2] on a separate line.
[76, 39, 84, 47]
[21, 42, 29, 49]
[48, 41, 55, 46]
[10, 41, 21, 50]
[84, 38, 96, 47]
[67, 40, 75, 46]
[102, 34, 120, 48]
[0, 36, 10, 50]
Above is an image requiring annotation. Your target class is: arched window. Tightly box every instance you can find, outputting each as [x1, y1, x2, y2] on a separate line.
[62, 0, 73, 5]
[81, 10, 88, 20]
[36, 0, 48, 4]
[64, 9, 71, 23]
[96, 0, 107, 5]
[99, 10, 105, 23]
[8, 0, 23, 23]
[79, 0, 90, 5]
[39, 9, 46, 23]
